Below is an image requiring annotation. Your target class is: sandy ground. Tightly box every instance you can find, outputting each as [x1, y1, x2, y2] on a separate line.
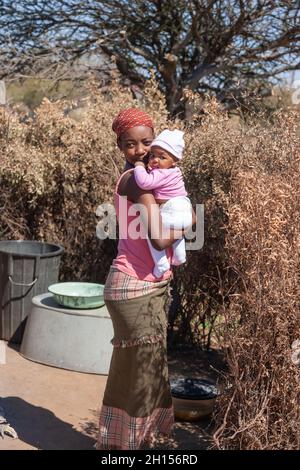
[0, 342, 223, 450]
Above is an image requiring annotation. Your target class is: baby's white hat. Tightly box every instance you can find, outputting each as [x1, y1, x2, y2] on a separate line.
[150, 129, 185, 160]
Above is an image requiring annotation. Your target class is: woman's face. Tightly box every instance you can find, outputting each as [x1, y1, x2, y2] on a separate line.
[118, 126, 154, 165]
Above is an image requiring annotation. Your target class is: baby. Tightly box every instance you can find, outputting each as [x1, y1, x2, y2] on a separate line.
[134, 129, 192, 278]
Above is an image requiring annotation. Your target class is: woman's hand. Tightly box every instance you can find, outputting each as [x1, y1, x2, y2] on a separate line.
[182, 206, 197, 242]
[191, 207, 197, 227]
[184, 206, 197, 235]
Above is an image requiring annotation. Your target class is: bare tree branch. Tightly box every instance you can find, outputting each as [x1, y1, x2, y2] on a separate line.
[0, 0, 299, 114]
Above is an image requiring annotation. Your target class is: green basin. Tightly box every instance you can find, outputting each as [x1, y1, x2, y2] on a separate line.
[48, 282, 105, 309]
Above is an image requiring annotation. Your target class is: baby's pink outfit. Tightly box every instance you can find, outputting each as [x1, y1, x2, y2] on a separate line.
[134, 166, 187, 199]
[134, 165, 192, 278]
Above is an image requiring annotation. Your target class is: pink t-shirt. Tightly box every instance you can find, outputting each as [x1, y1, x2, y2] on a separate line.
[134, 166, 187, 199]
[112, 169, 173, 282]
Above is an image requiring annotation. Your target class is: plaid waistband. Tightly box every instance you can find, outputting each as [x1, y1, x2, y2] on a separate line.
[104, 266, 170, 301]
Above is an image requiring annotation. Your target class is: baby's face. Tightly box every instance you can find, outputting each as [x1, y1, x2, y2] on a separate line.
[148, 146, 177, 170]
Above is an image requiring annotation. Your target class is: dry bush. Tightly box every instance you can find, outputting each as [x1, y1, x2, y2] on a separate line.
[171, 97, 300, 448]
[212, 110, 300, 449]
[171, 95, 243, 347]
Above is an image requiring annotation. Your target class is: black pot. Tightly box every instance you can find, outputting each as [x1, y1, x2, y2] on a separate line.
[170, 378, 219, 421]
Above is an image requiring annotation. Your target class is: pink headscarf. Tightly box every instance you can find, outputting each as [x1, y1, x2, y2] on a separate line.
[112, 108, 154, 138]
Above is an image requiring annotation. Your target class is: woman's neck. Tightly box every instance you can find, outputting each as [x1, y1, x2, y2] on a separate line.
[124, 160, 134, 172]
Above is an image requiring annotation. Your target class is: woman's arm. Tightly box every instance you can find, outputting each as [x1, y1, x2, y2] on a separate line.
[139, 195, 197, 250]
[120, 171, 185, 250]
[138, 192, 189, 250]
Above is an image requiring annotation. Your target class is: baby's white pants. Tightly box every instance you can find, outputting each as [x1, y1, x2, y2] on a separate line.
[147, 196, 193, 278]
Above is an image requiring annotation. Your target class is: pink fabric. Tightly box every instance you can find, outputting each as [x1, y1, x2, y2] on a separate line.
[112, 170, 173, 281]
[96, 405, 174, 450]
[134, 166, 187, 199]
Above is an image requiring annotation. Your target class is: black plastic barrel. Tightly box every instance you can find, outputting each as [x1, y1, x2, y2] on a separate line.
[0, 240, 64, 343]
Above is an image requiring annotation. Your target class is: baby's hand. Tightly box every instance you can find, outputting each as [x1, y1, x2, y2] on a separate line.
[142, 153, 150, 167]
[134, 161, 145, 168]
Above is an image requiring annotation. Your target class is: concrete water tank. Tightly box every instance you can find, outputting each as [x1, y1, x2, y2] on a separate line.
[20, 293, 113, 375]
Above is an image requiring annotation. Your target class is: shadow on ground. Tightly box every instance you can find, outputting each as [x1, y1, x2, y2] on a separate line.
[0, 397, 95, 450]
[168, 346, 227, 382]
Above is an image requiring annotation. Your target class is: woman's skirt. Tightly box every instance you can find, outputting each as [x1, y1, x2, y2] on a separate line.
[96, 267, 174, 450]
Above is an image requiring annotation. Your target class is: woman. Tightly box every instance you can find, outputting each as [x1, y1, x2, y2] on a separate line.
[96, 108, 195, 450]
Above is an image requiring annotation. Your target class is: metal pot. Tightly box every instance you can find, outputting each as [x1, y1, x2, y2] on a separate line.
[170, 378, 219, 421]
